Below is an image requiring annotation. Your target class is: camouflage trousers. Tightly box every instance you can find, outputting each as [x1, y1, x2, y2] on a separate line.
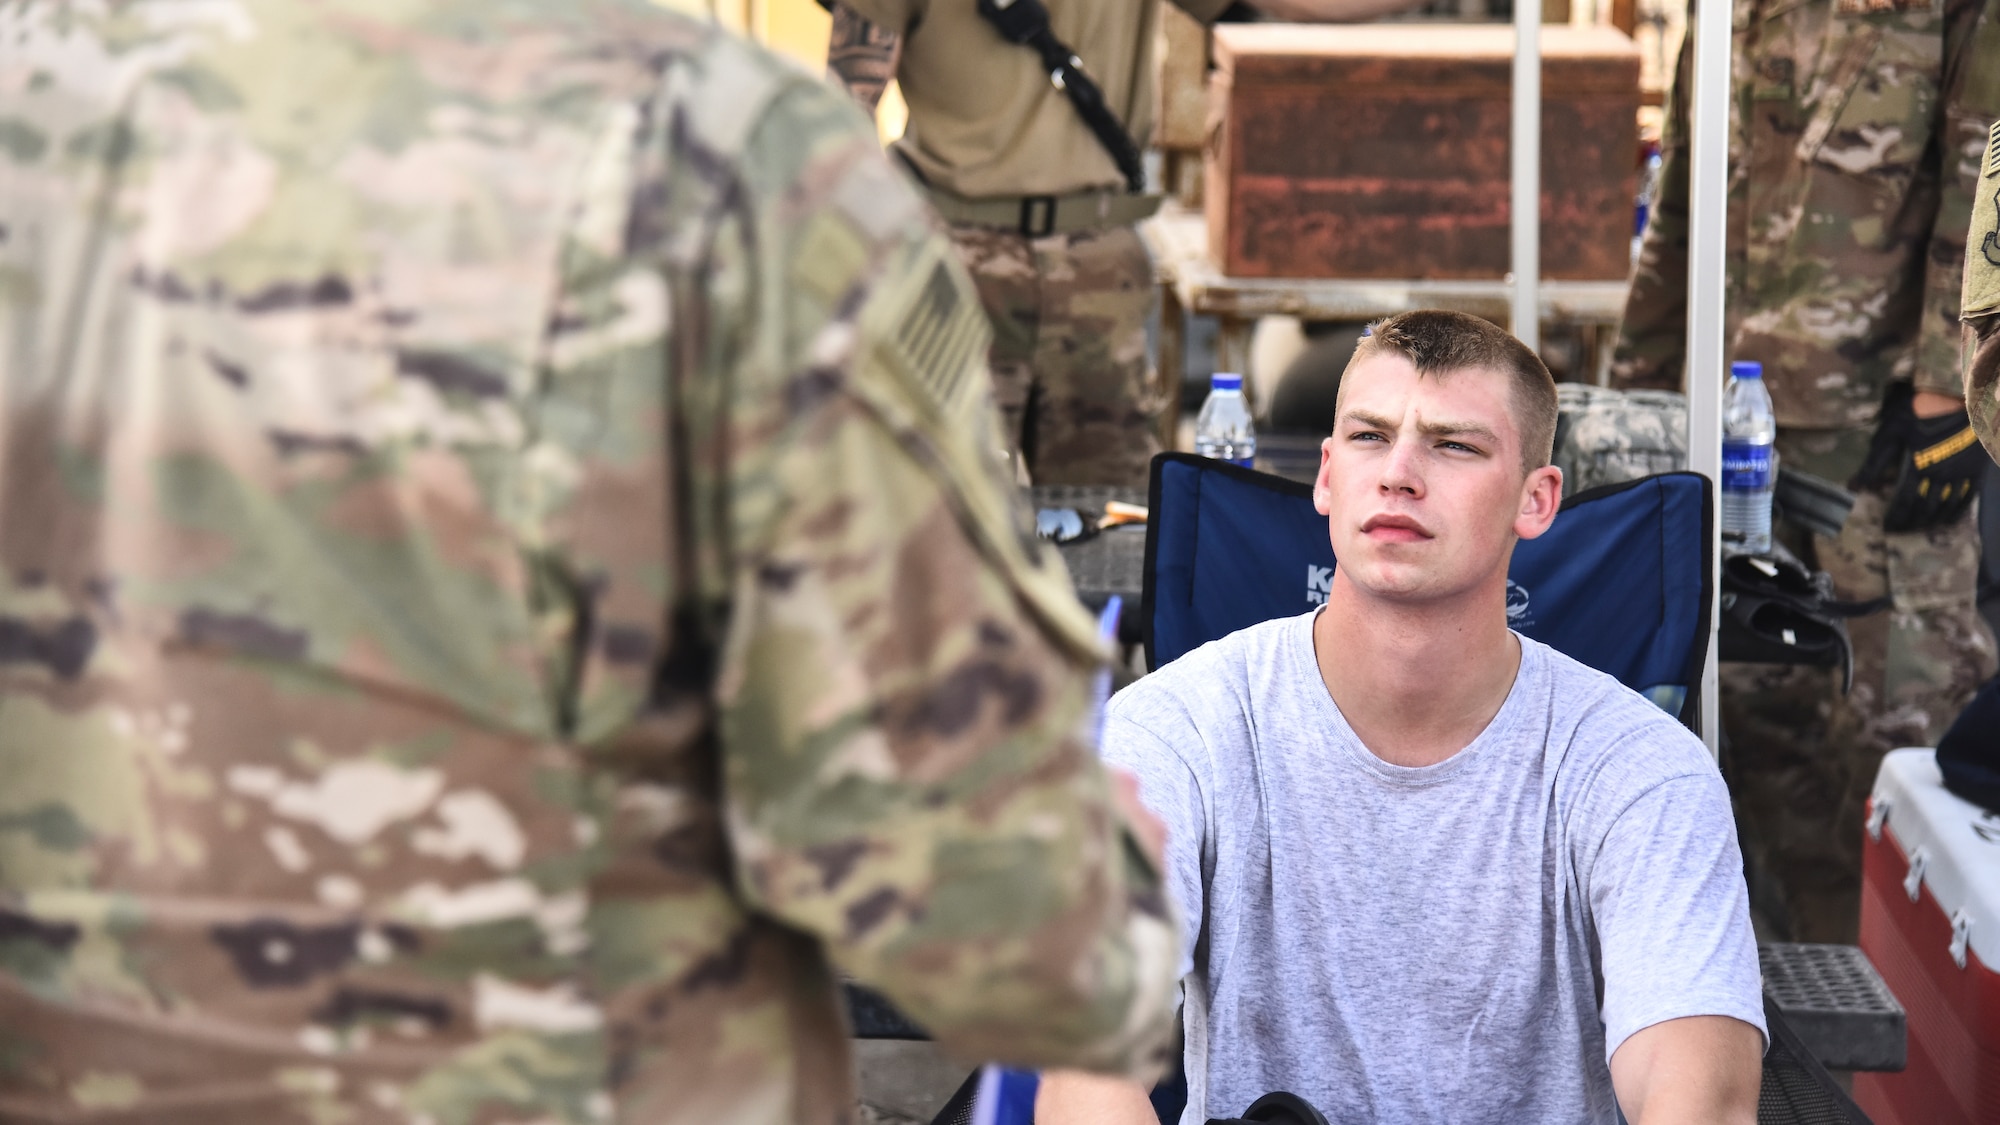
[946, 223, 1160, 489]
[1723, 426, 1997, 943]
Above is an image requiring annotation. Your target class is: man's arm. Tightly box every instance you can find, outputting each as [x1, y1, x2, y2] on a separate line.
[710, 71, 1181, 1077]
[826, 2, 901, 116]
[1036, 1070, 1159, 1125]
[1040, 710, 1210, 1122]
[1587, 758, 1766, 1123]
[1609, 1016, 1762, 1125]
[1610, 30, 1692, 392]
[1849, 0, 1998, 523]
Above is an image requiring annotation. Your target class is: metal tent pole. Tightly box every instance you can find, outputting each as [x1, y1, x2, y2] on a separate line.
[1511, 0, 1541, 351]
[1686, 0, 1730, 756]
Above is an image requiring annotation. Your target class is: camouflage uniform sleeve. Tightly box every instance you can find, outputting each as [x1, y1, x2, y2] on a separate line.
[705, 80, 1181, 1077]
[1922, 0, 2000, 399]
[1966, 116, 2000, 460]
[1611, 30, 1694, 393]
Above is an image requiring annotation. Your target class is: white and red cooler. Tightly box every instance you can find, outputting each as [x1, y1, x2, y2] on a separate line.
[1855, 748, 2000, 1125]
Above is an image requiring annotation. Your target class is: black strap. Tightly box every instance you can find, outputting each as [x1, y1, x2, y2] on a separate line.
[976, 0, 1147, 193]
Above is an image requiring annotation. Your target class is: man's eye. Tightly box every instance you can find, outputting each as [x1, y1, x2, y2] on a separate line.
[1439, 441, 1477, 454]
[1350, 431, 1387, 443]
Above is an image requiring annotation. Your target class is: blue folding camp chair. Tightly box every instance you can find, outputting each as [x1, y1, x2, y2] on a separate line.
[1142, 452, 1714, 727]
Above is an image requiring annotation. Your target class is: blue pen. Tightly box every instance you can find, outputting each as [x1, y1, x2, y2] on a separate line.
[1091, 594, 1124, 749]
[969, 1063, 1042, 1125]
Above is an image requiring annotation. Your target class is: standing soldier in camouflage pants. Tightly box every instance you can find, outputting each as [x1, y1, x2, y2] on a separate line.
[0, 3, 1183, 1122]
[1614, 0, 2000, 942]
[826, 0, 1426, 488]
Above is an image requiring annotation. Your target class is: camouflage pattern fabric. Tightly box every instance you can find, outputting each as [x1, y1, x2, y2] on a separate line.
[1969, 119, 2000, 461]
[1551, 385, 1688, 493]
[1613, 0, 2000, 942]
[0, 4, 1182, 1123]
[1613, 0, 2000, 427]
[1721, 429, 1995, 942]
[948, 224, 1162, 489]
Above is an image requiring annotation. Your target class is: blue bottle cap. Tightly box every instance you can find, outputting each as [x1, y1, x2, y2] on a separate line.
[1730, 361, 1763, 380]
[1211, 372, 1242, 391]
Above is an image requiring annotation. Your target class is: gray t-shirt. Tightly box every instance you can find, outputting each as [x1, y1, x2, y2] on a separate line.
[1105, 611, 1765, 1124]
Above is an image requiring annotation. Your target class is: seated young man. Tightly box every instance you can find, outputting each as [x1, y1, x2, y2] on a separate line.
[1041, 310, 1766, 1124]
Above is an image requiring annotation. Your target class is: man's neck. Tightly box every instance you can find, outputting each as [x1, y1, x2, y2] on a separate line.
[1312, 575, 1523, 768]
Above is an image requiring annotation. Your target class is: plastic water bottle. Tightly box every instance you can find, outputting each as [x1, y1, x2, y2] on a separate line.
[1195, 372, 1256, 467]
[1632, 142, 1662, 265]
[1722, 361, 1776, 554]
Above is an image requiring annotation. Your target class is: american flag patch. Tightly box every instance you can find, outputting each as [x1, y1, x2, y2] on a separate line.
[893, 262, 985, 414]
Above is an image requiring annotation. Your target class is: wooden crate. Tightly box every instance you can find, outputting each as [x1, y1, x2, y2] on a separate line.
[1205, 24, 1640, 281]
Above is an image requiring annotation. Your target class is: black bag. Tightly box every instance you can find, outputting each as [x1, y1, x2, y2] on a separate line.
[1206, 1091, 1331, 1125]
[1937, 677, 2000, 815]
[1718, 549, 1886, 693]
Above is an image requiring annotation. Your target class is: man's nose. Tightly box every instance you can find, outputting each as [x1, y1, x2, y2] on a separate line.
[1378, 436, 1424, 496]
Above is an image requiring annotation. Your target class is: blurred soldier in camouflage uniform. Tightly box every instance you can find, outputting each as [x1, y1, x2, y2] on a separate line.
[822, 0, 1198, 488]
[824, 0, 1422, 488]
[1613, 0, 2000, 942]
[1971, 121, 2000, 463]
[0, 3, 1182, 1122]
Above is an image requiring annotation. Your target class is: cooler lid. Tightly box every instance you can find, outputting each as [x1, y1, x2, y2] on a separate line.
[1871, 748, 2000, 969]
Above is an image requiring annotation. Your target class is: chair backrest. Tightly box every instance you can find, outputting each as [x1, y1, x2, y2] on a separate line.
[1141, 453, 1713, 727]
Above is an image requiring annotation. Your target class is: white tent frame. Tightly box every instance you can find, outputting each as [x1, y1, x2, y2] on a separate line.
[1512, 3, 1725, 754]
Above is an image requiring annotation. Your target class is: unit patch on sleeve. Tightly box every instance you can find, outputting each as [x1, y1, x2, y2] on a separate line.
[1969, 120, 2000, 314]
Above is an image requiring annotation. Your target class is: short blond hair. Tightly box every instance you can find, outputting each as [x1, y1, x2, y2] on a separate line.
[1338, 309, 1558, 475]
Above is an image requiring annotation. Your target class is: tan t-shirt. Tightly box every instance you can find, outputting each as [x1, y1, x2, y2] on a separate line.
[843, 0, 1232, 199]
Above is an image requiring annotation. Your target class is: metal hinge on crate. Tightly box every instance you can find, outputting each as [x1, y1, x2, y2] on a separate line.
[1866, 794, 1891, 841]
[1903, 847, 1927, 902]
[1950, 910, 1972, 971]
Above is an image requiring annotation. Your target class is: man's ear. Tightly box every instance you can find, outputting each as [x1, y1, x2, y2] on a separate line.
[1314, 436, 1336, 515]
[1514, 464, 1563, 540]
